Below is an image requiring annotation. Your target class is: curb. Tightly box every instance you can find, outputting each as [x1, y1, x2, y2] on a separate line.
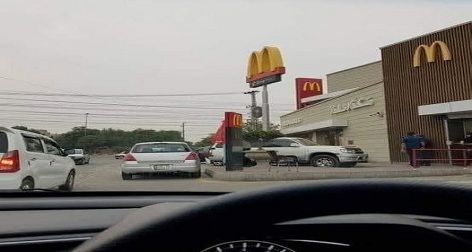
[204, 167, 472, 181]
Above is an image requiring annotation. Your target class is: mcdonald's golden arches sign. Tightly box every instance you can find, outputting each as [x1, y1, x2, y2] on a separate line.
[413, 40, 452, 67]
[246, 46, 285, 88]
[295, 78, 323, 109]
[225, 112, 243, 128]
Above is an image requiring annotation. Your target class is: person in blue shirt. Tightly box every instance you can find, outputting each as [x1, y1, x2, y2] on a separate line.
[401, 131, 425, 166]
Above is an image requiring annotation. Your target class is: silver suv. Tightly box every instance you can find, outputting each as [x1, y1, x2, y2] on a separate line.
[259, 137, 368, 167]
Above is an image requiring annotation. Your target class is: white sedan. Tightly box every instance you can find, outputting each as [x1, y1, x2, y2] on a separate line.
[121, 142, 201, 180]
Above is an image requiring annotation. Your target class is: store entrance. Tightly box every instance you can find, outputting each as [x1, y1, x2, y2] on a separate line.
[448, 118, 472, 143]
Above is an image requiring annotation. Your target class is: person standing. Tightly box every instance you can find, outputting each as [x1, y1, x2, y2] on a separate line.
[401, 131, 424, 167]
[464, 132, 472, 144]
[418, 134, 432, 166]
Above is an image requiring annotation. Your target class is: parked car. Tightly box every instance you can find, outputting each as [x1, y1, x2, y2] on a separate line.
[256, 137, 368, 167]
[0, 127, 76, 191]
[208, 143, 224, 165]
[114, 151, 127, 159]
[196, 146, 211, 162]
[121, 142, 201, 180]
[65, 148, 90, 165]
[208, 142, 253, 166]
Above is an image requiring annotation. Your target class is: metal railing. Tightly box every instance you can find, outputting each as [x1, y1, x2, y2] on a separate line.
[412, 148, 472, 168]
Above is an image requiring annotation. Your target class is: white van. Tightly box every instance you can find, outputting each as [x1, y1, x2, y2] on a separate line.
[0, 127, 76, 191]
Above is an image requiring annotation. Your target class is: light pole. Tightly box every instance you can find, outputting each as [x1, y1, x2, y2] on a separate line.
[181, 122, 185, 141]
[84, 113, 89, 136]
[244, 90, 259, 130]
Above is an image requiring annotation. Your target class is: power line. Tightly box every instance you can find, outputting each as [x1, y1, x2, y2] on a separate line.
[0, 75, 246, 97]
[0, 90, 245, 97]
[0, 109, 226, 120]
[0, 97, 249, 110]
[0, 103, 243, 115]
[7, 117, 217, 126]
[0, 91, 296, 107]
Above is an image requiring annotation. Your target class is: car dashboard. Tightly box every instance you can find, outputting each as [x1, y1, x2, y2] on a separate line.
[0, 192, 471, 251]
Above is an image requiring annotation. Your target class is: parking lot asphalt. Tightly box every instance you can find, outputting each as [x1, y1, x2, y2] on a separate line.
[74, 155, 472, 192]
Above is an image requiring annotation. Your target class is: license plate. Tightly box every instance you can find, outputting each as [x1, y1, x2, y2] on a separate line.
[152, 164, 172, 171]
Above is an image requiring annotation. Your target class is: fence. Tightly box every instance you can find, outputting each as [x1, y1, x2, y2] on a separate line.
[412, 148, 472, 168]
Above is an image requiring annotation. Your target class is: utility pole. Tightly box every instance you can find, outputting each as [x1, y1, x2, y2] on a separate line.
[244, 90, 259, 130]
[262, 85, 270, 131]
[181, 122, 185, 141]
[84, 113, 89, 136]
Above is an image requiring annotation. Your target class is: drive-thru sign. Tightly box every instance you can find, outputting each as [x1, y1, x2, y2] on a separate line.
[224, 112, 244, 171]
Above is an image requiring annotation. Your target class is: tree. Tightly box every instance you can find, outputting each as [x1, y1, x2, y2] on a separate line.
[193, 123, 283, 146]
[77, 135, 104, 151]
[53, 127, 183, 153]
[194, 135, 214, 147]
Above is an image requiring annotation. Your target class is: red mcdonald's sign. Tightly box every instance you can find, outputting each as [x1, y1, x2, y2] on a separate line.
[225, 112, 243, 128]
[295, 78, 323, 109]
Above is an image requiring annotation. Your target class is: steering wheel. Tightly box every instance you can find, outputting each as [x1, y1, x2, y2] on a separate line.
[74, 181, 472, 251]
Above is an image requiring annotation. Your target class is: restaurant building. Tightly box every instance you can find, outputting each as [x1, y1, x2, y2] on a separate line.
[280, 61, 391, 162]
[280, 21, 471, 163]
[381, 21, 472, 162]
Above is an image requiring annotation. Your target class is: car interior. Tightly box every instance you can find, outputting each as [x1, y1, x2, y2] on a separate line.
[0, 181, 471, 251]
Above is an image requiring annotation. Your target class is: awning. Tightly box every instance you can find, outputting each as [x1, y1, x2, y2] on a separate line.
[418, 99, 472, 116]
[281, 119, 348, 135]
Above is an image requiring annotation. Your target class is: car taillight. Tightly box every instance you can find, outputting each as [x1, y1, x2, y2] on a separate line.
[0, 150, 20, 173]
[123, 153, 137, 161]
[185, 152, 199, 161]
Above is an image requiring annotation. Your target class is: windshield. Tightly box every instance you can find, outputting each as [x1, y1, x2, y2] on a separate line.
[65, 149, 82, 155]
[132, 143, 190, 153]
[296, 138, 317, 146]
[0, 1, 471, 193]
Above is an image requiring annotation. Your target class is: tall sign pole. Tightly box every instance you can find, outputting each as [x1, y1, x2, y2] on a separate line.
[261, 85, 270, 130]
[246, 46, 285, 131]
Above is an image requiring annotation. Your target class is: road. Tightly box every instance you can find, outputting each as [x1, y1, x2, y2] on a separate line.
[74, 155, 472, 191]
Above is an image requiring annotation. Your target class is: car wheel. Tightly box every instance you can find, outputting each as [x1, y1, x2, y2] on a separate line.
[122, 172, 132, 180]
[311, 155, 339, 167]
[77, 159, 84, 165]
[59, 171, 75, 191]
[20, 178, 34, 191]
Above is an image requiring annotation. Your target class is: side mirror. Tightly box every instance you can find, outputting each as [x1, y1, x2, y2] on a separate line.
[290, 143, 300, 147]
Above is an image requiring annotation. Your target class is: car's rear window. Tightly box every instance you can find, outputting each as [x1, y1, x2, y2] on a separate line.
[0, 132, 8, 153]
[65, 149, 83, 154]
[132, 143, 190, 153]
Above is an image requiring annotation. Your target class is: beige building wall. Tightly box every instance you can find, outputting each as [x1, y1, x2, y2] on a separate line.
[328, 61, 383, 93]
[280, 82, 390, 162]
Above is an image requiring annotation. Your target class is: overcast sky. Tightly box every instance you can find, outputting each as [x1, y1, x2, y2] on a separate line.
[0, 0, 470, 142]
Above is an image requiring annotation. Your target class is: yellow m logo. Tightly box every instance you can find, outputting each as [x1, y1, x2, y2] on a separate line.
[247, 46, 284, 79]
[413, 41, 452, 67]
[302, 82, 321, 92]
[232, 114, 242, 127]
